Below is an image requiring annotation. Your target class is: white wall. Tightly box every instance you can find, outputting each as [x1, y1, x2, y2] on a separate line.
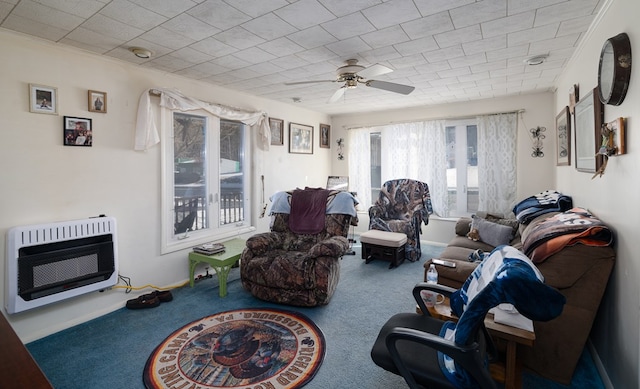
[0, 30, 332, 342]
[330, 92, 557, 239]
[553, 0, 640, 387]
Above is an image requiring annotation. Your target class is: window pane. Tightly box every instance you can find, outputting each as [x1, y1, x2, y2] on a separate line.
[466, 125, 478, 213]
[446, 126, 457, 211]
[220, 121, 245, 225]
[370, 132, 381, 200]
[173, 113, 208, 235]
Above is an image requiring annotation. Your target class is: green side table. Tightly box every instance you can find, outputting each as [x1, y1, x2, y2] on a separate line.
[188, 238, 246, 297]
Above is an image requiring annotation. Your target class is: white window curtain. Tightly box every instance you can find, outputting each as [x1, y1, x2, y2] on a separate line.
[348, 120, 448, 216]
[476, 113, 518, 216]
[134, 88, 270, 151]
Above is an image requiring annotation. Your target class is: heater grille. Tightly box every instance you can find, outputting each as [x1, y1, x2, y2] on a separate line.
[6, 216, 118, 314]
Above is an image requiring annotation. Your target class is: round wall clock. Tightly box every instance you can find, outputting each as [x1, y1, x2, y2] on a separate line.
[598, 32, 631, 105]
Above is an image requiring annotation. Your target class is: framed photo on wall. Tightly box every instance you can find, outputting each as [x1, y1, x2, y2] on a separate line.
[64, 116, 92, 147]
[88, 90, 107, 113]
[29, 84, 57, 114]
[289, 123, 313, 154]
[269, 117, 284, 146]
[555, 106, 571, 166]
[319, 123, 330, 148]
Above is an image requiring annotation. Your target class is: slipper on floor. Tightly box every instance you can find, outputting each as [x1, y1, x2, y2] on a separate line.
[126, 295, 160, 309]
[142, 290, 173, 303]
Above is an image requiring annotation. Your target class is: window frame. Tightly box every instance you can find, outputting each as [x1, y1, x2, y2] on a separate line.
[160, 108, 253, 254]
[445, 119, 478, 217]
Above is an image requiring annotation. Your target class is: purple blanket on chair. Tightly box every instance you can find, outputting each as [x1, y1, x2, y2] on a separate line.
[289, 188, 330, 234]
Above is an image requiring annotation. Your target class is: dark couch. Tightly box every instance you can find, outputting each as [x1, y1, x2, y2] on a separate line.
[426, 211, 615, 384]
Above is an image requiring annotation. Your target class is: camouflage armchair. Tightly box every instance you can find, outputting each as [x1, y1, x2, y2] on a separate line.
[368, 179, 433, 262]
[241, 190, 357, 306]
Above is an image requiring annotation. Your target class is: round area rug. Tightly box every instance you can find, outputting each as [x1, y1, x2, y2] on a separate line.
[143, 308, 325, 389]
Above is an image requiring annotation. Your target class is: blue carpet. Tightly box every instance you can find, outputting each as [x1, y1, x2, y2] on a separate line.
[27, 243, 603, 388]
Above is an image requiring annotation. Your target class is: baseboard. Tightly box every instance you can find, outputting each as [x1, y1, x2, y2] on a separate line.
[587, 339, 613, 389]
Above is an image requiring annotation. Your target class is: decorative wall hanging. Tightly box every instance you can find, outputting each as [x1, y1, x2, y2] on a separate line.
[88, 90, 107, 113]
[574, 88, 604, 173]
[269, 117, 284, 146]
[593, 117, 627, 179]
[29, 84, 57, 114]
[63, 116, 92, 147]
[289, 122, 313, 154]
[555, 107, 571, 166]
[598, 32, 631, 106]
[319, 123, 330, 148]
[336, 138, 344, 160]
[569, 84, 579, 114]
[529, 126, 546, 157]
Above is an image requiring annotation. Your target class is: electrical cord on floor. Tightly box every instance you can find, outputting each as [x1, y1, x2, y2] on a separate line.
[115, 274, 189, 294]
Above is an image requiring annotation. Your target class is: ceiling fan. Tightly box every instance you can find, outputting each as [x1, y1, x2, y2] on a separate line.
[284, 59, 416, 103]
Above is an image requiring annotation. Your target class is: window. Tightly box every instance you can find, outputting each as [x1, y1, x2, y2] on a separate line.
[370, 132, 381, 201]
[162, 110, 252, 253]
[446, 120, 478, 216]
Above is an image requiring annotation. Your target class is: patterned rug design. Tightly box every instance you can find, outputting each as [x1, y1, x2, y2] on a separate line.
[143, 308, 325, 389]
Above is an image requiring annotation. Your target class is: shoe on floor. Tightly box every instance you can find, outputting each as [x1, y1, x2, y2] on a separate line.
[126, 295, 160, 309]
[141, 290, 173, 302]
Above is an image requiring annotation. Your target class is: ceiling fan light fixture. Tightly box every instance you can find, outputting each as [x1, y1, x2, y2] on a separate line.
[129, 47, 152, 59]
[524, 54, 548, 66]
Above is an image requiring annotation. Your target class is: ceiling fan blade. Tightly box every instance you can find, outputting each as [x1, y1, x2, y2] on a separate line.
[366, 80, 415, 95]
[358, 63, 393, 79]
[327, 87, 346, 103]
[284, 80, 335, 86]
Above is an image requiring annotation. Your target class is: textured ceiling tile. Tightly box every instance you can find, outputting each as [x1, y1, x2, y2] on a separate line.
[84, 13, 146, 41]
[211, 54, 252, 69]
[321, 12, 376, 40]
[233, 47, 277, 64]
[481, 11, 535, 38]
[318, 0, 382, 17]
[190, 37, 237, 57]
[214, 26, 265, 50]
[188, 0, 252, 30]
[529, 34, 580, 54]
[100, 0, 167, 31]
[400, 11, 454, 40]
[63, 26, 123, 52]
[259, 37, 305, 56]
[241, 12, 298, 41]
[295, 46, 339, 62]
[274, 0, 335, 30]
[507, 23, 558, 47]
[485, 43, 529, 62]
[557, 15, 594, 37]
[360, 25, 410, 49]
[462, 35, 506, 56]
[423, 45, 466, 63]
[10, 0, 84, 31]
[361, 0, 421, 30]
[534, 0, 599, 27]
[161, 13, 221, 41]
[1, 14, 69, 41]
[129, 0, 198, 18]
[413, 0, 475, 17]
[270, 54, 311, 70]
[139, 26, 195, 50]
[25, 0, 104, 18]
[435, 25, 482, 48]
[450, 0, 506, 28]
[226, 0, 290, 18]
[171, 47, 214, 64]
[358, 45, 402, 64]
[394, 36, 438, 56]
[325, 36, 371, 56]
[388, 53, 428, 69]
[287, 25, 337, 49]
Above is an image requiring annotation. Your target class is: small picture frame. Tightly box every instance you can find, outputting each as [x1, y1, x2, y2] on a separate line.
[556, 106, 571, 166]
[88, 90, 107, 113]
[269, 117, 284, 146]
[319, 123, 330, 148]
[29, 84, 57, 114]
[289, 123, 313, 154]
[604, 117, 626, 156]
[64, 116, 93, 147]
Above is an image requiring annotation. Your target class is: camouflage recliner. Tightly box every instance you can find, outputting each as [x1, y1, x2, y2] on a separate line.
[368, 179, 433, 262]
[241, 190, 357, 306]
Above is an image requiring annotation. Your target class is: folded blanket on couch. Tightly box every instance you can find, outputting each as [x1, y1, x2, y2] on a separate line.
[513, 190, 573, 224]
[522, 207, 613, 263]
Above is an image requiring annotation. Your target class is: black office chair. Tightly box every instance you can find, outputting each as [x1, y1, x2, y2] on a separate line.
[371, 245, 566, 389]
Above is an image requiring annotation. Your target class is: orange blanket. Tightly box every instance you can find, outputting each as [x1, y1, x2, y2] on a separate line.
[522, 207, 613, 263]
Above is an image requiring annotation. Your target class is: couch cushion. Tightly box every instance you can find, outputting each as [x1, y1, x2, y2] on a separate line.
[471, 215, 514, 247]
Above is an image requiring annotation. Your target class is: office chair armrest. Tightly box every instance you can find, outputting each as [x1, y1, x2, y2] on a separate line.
[386, 327, 497, 389]
[412, 282, 457, 317]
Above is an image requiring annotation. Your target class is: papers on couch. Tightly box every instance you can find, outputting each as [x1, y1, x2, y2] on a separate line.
[490, 304, 534, 332]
